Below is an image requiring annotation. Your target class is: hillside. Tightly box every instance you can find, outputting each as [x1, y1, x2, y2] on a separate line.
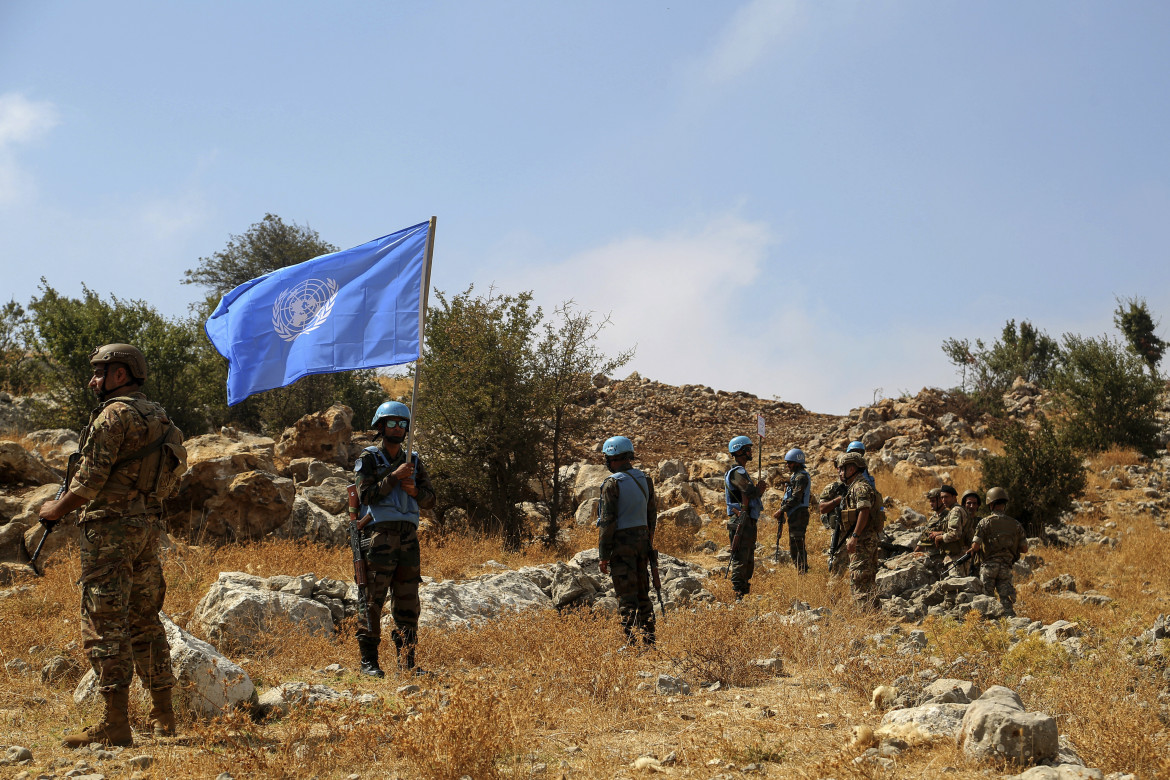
[0, 377, 1168, 779]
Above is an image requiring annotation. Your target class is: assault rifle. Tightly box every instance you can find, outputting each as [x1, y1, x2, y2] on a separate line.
[943, 550, 973, 577]
[347, 484, 374, 634]
[649, 548, 666, 622]
[26, 452, 81, 577]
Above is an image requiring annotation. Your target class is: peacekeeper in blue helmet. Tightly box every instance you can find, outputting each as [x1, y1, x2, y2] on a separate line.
[847, 440, 876, 488]
[353, 401, 436, 677]
[773, 448, 811, 573]
[725, 435, 767, 599]
[597, 436, 658, 647]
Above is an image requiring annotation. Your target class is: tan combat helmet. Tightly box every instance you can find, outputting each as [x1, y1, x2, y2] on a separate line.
[925, 487, 942, 500]
[836, 451, 866, 471]
[89, 343, 148, 382]
[985, 486, 1009, 506]
[961, 489, 981, 506]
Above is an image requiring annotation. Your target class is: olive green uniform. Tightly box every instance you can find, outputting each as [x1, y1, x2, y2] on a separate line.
[354, 446, 435, 656]
[971, 511, 1027, 616]
[597, 466, 657, 644]
[725, 467, 763, 597]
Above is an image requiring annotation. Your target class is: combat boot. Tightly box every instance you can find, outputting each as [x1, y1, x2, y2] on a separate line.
[63, 688, 133, 748]
[394, 624, 424, 674]
[358, 637, 385, 678]
[148, 687, 176, 737]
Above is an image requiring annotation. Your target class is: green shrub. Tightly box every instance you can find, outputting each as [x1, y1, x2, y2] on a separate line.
[1053, 334, 1163, 456]
[942, 319, 1061, 412]
[980, 416, 1086, 534]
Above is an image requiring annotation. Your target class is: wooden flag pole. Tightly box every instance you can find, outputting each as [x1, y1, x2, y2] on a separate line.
[405, 216, 437, 457]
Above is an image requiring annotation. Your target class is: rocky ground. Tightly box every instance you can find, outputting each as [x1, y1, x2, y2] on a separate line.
[1, 378, 1169, 778]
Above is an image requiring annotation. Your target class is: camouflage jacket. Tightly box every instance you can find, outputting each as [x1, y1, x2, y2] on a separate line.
[972, 512, 1027, 564]
[841, 474, 880, 539]
[938, 505, 973, 553]
[780, 469, 810, 515]
[70, 393, 169, 522]
[598, 465, 657, 561]
[355, 445, 436, 511]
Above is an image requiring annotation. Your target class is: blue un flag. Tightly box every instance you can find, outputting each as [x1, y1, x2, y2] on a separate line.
[205, 220, 432, 405]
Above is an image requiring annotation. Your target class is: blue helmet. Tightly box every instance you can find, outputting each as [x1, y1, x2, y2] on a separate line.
[602, 436, 635, 458]
[847, 440, 865, 453]
[784, 448, 806, 464]
[728, 435, 753, 455]
[371, 400, 411, 428]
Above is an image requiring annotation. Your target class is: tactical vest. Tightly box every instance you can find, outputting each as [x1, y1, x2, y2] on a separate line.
[79, 395, 186, 518]
[978, 512, 1024, 563]
[358, 446, 421, 527]
[599, 468, 649, 530]
[784, 468, 811, 510]
[725, 466, 763, 521]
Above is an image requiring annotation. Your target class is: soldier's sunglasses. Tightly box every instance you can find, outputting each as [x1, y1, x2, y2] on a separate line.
[381, 420, 409, 429]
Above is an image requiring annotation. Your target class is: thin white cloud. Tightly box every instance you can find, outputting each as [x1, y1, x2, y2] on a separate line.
[695, 0, 803, 86]
[0, 92, 60, 206]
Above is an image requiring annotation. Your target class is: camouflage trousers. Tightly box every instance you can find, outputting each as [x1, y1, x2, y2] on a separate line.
[610, 527, 654, 644]
[784, 508, 809, 574]
[980, 560, 1017, 614]
[79, 516, 174, 695]
[357, 522, 422, 643]
[727, 520, 757, 596]
[848, 533, 880, 609]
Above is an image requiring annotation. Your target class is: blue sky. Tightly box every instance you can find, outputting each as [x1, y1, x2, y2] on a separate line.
[2, 1, 1168, 414]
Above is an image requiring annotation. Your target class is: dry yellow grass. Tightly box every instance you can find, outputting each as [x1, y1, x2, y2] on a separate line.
[2, 449, 1169, 778]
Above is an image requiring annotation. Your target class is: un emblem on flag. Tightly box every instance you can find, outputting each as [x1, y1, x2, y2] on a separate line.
[272, 278, 339, 342]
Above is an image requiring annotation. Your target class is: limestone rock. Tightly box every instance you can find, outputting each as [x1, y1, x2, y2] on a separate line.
[575, 497, 600, 527]
[298, 476, 350, 515]
[0, 441, 58, 486]
[877, 702, 969, 740]
[274, 404, 356, 468]
[573, 464, 613, 505]
[959, 685, 1058, 763]
[76, 613, 255, 717]
[257, 681, 351, 717]
[920, 678, 980, 705]
[549, 562, 600, 608]
[192, 572, 336, 648]
[277, 496, 349, 547]
[417, 570, 555, 629]
[658, 503, 702, 534]
[1009, 767, 1104, 780]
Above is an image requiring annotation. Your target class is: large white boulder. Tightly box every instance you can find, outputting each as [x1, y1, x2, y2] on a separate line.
[877, 702, 969, 740]
[192, 572, 336, 648]
[960, 685, 1059, 764]
[277, 495, 349, 547]
[416, 570, 555, 629]
[75, 613, 255, 717]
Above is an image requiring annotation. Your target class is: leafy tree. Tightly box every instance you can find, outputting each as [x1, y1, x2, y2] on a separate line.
[416, 288, 546, 551]
[0, 299, 38, 394]
[24, 282, 208, 434]
[1113, 296, 1166, 376]
[943, 319, 1061, 411]
[534, 303, 633, 546]
[183, 214, 381, 434]
[1052, 334, 1163, 456]
[183, 213, 337, 301]
[980, 416, 1086, 535]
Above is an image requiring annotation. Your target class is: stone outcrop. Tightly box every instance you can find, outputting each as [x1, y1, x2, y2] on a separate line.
[0, 441, 59, 486]
[192, 572, 337, 648]
[274, 404, 357, 468]
[75, 613, 256, 717]
[959, 685, 1059, 764]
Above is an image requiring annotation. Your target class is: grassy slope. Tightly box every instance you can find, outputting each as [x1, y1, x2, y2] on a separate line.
[1, 451, 1169, 779]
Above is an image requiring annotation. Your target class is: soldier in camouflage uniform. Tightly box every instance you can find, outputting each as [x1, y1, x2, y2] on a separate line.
[818, 480, 849, 576]
[914, 487, 948, 578]
[39, 344, 179, 747]
[838, 451, 881, 609]
[353, 401, 436, 676]
[773, 448, 811, 573]
[967, 487, 1028, 617]
[725, 436, 765, 599]
[929, 485, 974, 578]
[962, 490, 982, 519]
[597, 436, 657, 646]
